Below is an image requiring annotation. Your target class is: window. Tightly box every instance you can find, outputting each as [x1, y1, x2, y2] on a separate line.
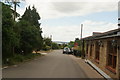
[106, 40, 117, 74]
[90, 44, 92, 56]
[95, 41, 100, 63]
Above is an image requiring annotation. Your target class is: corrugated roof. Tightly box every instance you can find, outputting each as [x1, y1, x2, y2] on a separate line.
[83, 28, 120, 40]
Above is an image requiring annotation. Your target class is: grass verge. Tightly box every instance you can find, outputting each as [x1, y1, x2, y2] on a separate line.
[2, 53, 42, 67]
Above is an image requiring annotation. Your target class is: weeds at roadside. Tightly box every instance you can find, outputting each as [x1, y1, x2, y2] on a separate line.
[2, 53, 41, 67]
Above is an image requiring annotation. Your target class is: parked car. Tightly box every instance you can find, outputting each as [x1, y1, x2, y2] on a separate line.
[63, 47, 73, 54]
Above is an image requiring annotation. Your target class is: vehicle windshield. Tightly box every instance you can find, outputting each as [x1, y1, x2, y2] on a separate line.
[64, 47, 69, 50]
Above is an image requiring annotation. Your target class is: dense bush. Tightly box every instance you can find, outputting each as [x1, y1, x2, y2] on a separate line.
[42, 45, 51, 51]
[52, 42, 60, 49]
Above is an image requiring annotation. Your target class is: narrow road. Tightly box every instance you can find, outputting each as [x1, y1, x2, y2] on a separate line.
[2, 50, 103, 78]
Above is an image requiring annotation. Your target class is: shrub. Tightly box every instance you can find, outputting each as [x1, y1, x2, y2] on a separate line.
[7, 54, 24, 65]
[3, 53, 41, 66]
[43, 45, 51, 51]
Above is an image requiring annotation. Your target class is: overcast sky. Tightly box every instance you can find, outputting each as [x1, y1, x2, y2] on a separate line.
[16, 0, 119, 42]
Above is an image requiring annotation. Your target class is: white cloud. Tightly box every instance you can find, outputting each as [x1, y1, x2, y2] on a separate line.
[16, 0, 118, 42]
[41, 20, 117, 42]
[17, 0, 118, 19]
[42, 25, 81, 42]
[82, 20, 117, 38]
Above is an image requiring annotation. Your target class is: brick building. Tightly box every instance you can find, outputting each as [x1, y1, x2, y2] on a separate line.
[83, 28, 120, 79]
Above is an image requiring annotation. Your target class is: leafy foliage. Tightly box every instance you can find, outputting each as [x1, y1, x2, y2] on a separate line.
[43, 37, 52, 46]
[2, 2, 43, 64]
[2, 3, 19, 60]
[68, 41, 74, 48]
[42, 37, 52, 51]
[52, 42, 60, 49]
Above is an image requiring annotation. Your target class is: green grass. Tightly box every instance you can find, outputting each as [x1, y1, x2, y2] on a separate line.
[3, 53, 41, 66]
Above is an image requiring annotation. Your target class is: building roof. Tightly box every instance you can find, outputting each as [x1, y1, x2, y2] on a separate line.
[83, 28, 120, 40]
[93, 32, 103, 36]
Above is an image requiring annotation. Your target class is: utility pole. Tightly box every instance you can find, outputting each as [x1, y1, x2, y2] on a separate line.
[81, 24, 84, 58]
[81, 24, 83, 39]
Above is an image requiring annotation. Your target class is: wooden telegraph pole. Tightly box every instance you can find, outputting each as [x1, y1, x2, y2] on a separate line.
[81, 24, 84, 58]
[81, 24, 83, 39]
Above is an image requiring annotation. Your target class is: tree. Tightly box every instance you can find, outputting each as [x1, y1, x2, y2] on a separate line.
[16, 20, 43, 54]
[17, 6, 43, 54]
[2, 2, 19, 62]
[68, 41, 74, 48]
[20, 6, 41, 28]
[20, 6, 43, 44]
[43, 37, 52, 47]
[3, 0, 20, 55]
[42, 37, 52, 50]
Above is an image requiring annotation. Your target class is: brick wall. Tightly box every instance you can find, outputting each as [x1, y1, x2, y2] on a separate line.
[86, 37, 119, 79]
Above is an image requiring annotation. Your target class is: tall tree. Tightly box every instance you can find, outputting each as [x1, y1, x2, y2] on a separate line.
[20, 6, 42, 36]
[18, 6, 43, 54]
[2, 3, 19, 62]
